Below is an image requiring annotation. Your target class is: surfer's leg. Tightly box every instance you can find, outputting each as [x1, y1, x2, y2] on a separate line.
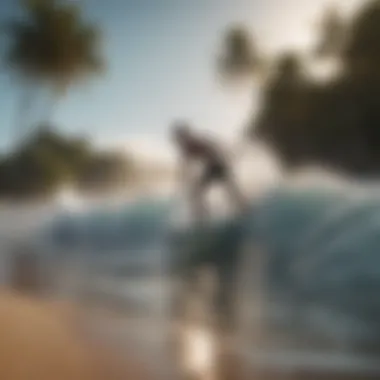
[223, 170, 246, 214]
[190, 176, 208, 223]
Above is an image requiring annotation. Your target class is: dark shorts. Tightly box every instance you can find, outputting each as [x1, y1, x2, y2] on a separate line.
[199, 161, 229, 187]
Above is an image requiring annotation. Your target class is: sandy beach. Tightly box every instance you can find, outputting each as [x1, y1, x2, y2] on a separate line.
[0, 289, 158, 380]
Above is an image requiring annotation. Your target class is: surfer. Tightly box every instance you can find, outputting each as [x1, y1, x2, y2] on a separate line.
[171, 121, 245, 221]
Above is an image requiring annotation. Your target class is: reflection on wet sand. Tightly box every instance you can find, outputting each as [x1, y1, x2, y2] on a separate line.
[0, 290, 156, 380]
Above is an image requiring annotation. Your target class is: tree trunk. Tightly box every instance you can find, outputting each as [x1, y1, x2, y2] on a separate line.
[37, 88, 60, 134]
[14, 83, 34, 148]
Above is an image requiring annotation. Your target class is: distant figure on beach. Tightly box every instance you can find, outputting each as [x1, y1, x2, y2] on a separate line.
[171, 121, 245, 221]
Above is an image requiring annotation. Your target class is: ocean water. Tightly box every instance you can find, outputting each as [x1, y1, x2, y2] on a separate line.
[4, 179, 380, 376]
[0, 191, 180, 378]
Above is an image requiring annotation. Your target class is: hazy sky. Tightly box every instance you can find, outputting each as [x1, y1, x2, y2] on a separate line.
[0, 0, 364, 160]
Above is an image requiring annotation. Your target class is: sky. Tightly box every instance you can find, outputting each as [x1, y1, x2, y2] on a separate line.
[0, 0, 365, 162]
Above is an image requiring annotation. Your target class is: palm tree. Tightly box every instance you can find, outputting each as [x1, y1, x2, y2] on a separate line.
[5, 0, 105, 145]
[314, 6, 346, 60]
[217, 25, 263, 84]
[344, 0, 380, 78]
[270, 52, 306, 88]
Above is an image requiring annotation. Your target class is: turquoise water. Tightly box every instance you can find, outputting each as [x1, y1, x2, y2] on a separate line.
[31, 186, 380, 353]
[42, 196, 175, 252]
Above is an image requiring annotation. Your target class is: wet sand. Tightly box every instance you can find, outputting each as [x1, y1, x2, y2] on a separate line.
[0, 290, 155, 380]
[3, 288, 380, 380]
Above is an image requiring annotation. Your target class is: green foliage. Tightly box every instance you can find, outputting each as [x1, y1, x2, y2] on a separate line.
[0, 149, 66, 197]
[0, 130, 133, 199]
[314, 6, 346, 59]
[216, 0, 380, 175]
[6, 0, 104, 90]
[217, 25, 263, 82]
[344, 0, 380, 78]
[245, 0, 380, 175]
[4, 0, 105, 146]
